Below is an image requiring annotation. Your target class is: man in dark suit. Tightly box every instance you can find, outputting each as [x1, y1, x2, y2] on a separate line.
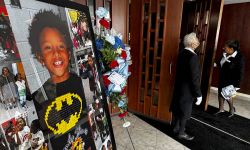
[171, 32, 202, 141]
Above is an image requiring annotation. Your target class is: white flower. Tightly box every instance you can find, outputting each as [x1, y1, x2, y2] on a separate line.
[96, 7, 108, 18]
[116, 48, 123, 54]
[117, 33, 123, 40]
[105, 35, 115, 45]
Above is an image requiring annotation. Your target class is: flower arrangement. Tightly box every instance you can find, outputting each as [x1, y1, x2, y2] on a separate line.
[95, 7, 132, 127]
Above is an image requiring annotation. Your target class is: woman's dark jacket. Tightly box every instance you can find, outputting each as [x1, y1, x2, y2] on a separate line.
[218, 52, 244, 90]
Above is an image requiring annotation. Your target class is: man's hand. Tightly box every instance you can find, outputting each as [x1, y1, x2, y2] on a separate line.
[195, 96, 202, 105]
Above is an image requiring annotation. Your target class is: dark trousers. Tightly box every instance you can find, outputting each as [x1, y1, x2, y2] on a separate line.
[172, 102, 192, 135]
[173, 115, 188, 135]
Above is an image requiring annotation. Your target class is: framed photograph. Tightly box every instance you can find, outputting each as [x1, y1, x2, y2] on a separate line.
[0, 0, 116, 149]
[0, 2, 20, 64]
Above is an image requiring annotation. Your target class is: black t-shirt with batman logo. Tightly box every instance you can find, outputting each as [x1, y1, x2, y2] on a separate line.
[33, 74, 96, 150]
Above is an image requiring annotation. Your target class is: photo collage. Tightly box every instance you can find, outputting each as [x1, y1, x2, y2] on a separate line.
[0, 0, 114, 149]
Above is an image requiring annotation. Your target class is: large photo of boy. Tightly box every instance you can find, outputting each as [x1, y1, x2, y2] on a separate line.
[28, 10, 96, 149]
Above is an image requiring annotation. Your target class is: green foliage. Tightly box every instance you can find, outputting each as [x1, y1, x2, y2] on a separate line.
[109, 92, 121, 107]
[101, 42, 117, 64]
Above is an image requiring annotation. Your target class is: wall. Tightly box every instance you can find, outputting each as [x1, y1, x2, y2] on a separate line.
[211, 2, 250, 94]
[4, 0, 61, 93]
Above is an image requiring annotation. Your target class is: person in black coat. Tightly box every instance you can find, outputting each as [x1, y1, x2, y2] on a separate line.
[171, 32, 202, 141]
[86, 54, 98, 95]
[214, 40, 244, 118]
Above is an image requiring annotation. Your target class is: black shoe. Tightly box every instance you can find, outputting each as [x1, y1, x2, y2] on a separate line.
[177, 133, 194, 141]
[214, 110, 224, 115]
[228, 113, 234, 118]
[228, 107, 236, 118]
[173, 128, 179, 135]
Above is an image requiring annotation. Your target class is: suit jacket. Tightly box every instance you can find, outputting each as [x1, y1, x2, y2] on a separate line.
[171, 49, 202, 117]
[218, 52, 244, 90]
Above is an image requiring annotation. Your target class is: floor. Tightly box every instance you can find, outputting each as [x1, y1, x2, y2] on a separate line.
[208, 88, 250, 119]
[111, 114, 189, 150]
[111, 89, 250, 150]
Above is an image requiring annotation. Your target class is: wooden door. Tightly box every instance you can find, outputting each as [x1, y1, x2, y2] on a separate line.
[128, 0, 183, 122]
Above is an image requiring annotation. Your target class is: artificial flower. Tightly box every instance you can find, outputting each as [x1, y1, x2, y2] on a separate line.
[118, 111, 128, 118]
[94, 7, 132, 126]
[96, 7, 108, 18]
[121, 86, 127, 95]
[0, 6, 8, 16]
[99, 18, 110, 29]
[113, 84, 122, 92]
[121, 50, 127, 59]
[95, 38, 104, 51]
[110, 60, 119, 69]
[118, 100, 125, 108]
[113, 36, 125, 49]
[117, 57, 125, 64]
[105, 35, 115, 45]
[119, 63, 129, 77]
[117, 33, 123, 40]
[103, 75, 111, 87]
[116, 48, 122, 55]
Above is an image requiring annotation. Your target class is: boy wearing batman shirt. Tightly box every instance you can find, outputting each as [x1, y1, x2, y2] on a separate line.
[29, 10, 96, 149]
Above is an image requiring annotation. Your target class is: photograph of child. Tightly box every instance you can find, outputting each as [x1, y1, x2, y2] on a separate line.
[28, 10, 96, 149]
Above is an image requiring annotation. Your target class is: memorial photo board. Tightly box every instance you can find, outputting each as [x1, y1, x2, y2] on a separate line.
[0, 0, 115, 149]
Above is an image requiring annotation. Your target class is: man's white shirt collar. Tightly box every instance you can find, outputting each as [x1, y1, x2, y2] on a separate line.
[185, 47, 196, 54]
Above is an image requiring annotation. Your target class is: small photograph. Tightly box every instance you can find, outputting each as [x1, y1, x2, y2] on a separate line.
[75, 46, 102, 105]
[0, 3, 20, 64]
[0, 66, 18, 111]
[10, 0, 21, 9]
[67, 9, 92, 49]
[1, 115, 30, 150]
[1, 116, 47, 150]
[88, 99, 110, 150]
[2, 118, 17, 150]
[100, 136, 112, 150]
[0, 63, 34, 126]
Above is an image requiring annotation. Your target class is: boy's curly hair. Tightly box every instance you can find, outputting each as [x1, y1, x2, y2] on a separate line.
[28, 10, 73, 55]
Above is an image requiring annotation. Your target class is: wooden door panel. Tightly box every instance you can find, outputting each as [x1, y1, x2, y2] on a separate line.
[150, 106, 158, 118]
[128, 0, 183, 123]
[138, 102, 144, 113]
[127, 0, 142, 111]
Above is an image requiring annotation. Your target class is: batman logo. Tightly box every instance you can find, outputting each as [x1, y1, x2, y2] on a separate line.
[44, 93, 82, 135]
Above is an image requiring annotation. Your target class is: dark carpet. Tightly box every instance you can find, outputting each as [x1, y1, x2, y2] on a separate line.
[136, 105, 250, 150]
